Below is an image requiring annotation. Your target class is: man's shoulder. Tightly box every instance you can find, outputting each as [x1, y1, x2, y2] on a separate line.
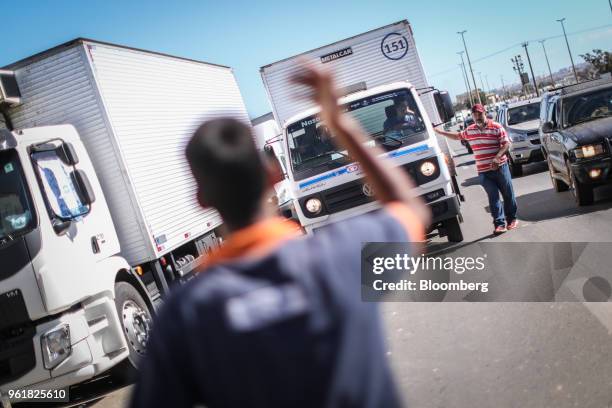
[487, 120, 504, 130]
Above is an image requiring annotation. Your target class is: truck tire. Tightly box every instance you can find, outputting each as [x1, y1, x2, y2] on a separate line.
[569, 165, 594, 206]
[443, 216, 464, 242]
[113, 282, 153, 378]
[548, 158, 568, 192]
[509, 158, 523, 177]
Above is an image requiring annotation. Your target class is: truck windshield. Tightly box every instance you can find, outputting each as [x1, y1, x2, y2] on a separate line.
[563, 87, 612, 127]
[287, 89, 427, 180]
[507, 103, 540, 125]
[0, 149, 35, 244]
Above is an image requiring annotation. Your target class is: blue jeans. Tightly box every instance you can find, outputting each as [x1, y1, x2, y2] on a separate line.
[478, 163, 518, 227]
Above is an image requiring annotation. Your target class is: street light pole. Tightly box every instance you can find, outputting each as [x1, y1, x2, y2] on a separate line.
[522, 42, 540, 97]
[539, 40, 555, 87]
[484, 74, 491, 94]
[457, 51, 474, 106]
[500, 75, 508, 100]
[458, 30, 482, 104]
[556, 18, 579, 82]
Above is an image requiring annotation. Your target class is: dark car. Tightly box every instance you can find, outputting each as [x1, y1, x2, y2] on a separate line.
[540, 78, 612, 206]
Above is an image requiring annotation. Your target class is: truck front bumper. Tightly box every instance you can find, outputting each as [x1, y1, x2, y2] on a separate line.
[509, 140, 544, 164]
[0, 296, 128, 404]
[305, 193, 462, 235]
[429, 194, 462, 226]
[570, 156, 612, 185]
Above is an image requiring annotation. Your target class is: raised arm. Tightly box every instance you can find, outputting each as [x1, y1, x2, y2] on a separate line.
[292, 65, 431, 228]
[433, 126, 462, 140]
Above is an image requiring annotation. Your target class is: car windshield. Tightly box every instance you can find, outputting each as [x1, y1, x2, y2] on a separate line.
[286, 89, 427, 181]
[507, 103, 540, 125]
[0, 149, 35, 244]
[563, 87, 612, 127]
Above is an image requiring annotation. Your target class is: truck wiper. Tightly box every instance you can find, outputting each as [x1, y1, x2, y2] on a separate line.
[0, 234, 15, 246]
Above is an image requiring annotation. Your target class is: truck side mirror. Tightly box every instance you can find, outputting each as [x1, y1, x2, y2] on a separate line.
[57, 142, 79, 165]
[541, 121, 555, 133]
[71, 169, 96, 205]
[433, 91, 455, 123]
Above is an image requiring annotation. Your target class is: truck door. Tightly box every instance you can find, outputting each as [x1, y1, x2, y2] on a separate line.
[27, 143, 103, 311]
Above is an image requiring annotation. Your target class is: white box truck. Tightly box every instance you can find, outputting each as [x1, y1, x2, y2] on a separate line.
[0, 38, 249, 405]
[260, 20, 463, 239]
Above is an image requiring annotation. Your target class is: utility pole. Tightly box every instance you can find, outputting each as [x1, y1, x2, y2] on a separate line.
[458, 30, 482, 104]
[522, 42, 539, 97]
[556, 18, 579, 83]
[539, 40, 555, 87]
[512, 55, 527, 97]
[457, 51, 474, 106]
[500, 75, 508, 100]
[484, 74, 491, 94]
[477, 71, 486, 104]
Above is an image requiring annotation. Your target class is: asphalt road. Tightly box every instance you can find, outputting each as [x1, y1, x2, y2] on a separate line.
[88, 136, 612, 408]
[384, 137, 612, 407]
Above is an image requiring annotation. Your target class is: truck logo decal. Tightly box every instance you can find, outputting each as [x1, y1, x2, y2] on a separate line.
[362, 183, 375, 197]
[320, 47, 353, 64]
[298, 145, 429, 189]
[381, 33, 409, 61]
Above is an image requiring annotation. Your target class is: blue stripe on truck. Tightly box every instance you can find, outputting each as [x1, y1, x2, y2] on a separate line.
[298, 144, 430, 189]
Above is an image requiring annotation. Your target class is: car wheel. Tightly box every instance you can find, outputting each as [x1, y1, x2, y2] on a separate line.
[443, 216, 464, 242]
[112, 282, 153, 382]
[567, 161, 594, 206]
[509, 158, 523, 177]
[548, 157, 568, 192]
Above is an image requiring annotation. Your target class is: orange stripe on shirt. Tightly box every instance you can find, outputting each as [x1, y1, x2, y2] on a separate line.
[198, 217, 302, 271]
[385, 202, 425, 242]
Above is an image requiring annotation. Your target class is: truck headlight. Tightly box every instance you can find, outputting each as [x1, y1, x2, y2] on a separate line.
[419, 161, 436, 177]
[41, 324, 71, 369]
[574, 144, 604, 159]
[509, 132, 526, 142]
[305, 198, 323, 215]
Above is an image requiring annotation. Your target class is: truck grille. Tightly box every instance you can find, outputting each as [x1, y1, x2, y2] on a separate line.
[0, 324, 36, 385]
[530, 138, 541, 145]
[322, 181, 373, 214]
[0, 290, 36, 385]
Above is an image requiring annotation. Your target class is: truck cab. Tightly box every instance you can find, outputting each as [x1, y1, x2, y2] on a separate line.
[283, 82, 463, 241]
[0, 125, 131, 406]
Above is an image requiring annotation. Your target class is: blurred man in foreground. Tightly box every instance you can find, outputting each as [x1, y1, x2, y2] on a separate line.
[130, 64, 430, 408]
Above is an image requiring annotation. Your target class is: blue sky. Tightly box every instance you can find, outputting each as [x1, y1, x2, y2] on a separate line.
[3, 0, 611, 119]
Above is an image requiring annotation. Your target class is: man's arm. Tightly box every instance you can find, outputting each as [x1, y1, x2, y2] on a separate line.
[433, 126, 462, 140]
[492, 126, 511, 167]
[292, 65, 431, 231]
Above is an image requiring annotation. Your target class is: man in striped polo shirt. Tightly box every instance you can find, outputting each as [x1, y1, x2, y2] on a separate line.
[435, 104, 518, 234]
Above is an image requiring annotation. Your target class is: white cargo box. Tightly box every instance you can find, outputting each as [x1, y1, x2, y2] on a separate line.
[260, 20, 442, 128]
[5, 39, 250, 266]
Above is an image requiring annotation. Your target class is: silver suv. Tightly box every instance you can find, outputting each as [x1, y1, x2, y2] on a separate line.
[496, 98, 544, 177]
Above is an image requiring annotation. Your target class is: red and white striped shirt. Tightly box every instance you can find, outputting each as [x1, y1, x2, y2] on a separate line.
[460, 120, 510, 173]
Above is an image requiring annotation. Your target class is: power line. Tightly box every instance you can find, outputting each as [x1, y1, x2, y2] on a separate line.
[429, 23, 612, 78]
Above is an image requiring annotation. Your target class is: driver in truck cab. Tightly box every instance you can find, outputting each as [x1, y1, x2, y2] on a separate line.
[383, 96, 421, 135]
[130, 64, 430, 408]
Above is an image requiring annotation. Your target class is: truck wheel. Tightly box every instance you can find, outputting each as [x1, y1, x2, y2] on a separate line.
[509, 159, 523, 177]
[114, 282, 152, 375]
[443, 216, 464, 242]
[569, 165, 594, 206]
[548, 158, 568, 192]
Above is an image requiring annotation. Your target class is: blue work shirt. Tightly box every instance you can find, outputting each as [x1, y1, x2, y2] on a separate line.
[130, 203, 422, 408]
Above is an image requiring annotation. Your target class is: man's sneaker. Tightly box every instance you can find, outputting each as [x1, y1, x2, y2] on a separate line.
[494, 225, 507, 235]
[507, 219, 519, 230]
